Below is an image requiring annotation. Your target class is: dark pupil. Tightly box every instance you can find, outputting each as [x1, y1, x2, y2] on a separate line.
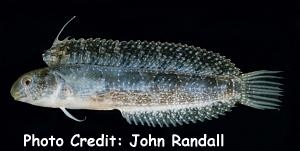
[25, 80, 31, 85]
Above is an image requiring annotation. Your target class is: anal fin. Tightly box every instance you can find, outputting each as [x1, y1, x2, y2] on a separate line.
[120, 102, 234, 127]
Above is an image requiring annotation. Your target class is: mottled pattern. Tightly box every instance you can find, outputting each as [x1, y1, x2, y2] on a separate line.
[45, 64, 240, 126]
[50, 65, 238, 106]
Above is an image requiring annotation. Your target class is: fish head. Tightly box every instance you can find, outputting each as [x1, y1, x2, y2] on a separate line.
[10, 68, 59, 107]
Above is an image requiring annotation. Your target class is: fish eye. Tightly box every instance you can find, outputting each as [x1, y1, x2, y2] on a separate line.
[21, 77, 32, 86]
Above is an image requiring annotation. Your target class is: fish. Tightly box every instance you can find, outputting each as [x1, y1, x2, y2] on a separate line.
[10, 16, 282, 127]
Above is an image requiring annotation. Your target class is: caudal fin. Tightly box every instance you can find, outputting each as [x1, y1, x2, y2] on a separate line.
[240, 70, 283, 110]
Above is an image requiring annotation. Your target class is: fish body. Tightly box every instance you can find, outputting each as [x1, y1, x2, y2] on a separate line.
[28, 65, 238, 109]
[10, 17, 282, 127]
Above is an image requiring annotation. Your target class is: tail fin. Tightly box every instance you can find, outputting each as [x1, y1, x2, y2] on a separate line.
[240, 70, 283, 110]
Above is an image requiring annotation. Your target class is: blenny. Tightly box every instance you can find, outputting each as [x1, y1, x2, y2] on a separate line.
[10, 17, 282, 127]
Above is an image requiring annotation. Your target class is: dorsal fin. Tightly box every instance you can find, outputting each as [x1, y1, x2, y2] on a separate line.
[53, 16, 76, 46]
[43, 38, 241, 76]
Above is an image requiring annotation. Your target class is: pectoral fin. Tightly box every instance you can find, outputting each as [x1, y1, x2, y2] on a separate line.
[60, 107, 86, 122]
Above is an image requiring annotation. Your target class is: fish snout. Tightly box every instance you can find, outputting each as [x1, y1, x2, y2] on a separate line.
[10, 80, 27, 101]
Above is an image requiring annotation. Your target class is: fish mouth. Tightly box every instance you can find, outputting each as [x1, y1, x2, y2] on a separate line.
[10, 80, 26, 101]
[10, 85, 27, 101]
[11, 91, 27, 101]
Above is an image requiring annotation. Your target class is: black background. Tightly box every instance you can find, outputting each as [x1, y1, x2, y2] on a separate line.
[0, 2, 298, 151]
